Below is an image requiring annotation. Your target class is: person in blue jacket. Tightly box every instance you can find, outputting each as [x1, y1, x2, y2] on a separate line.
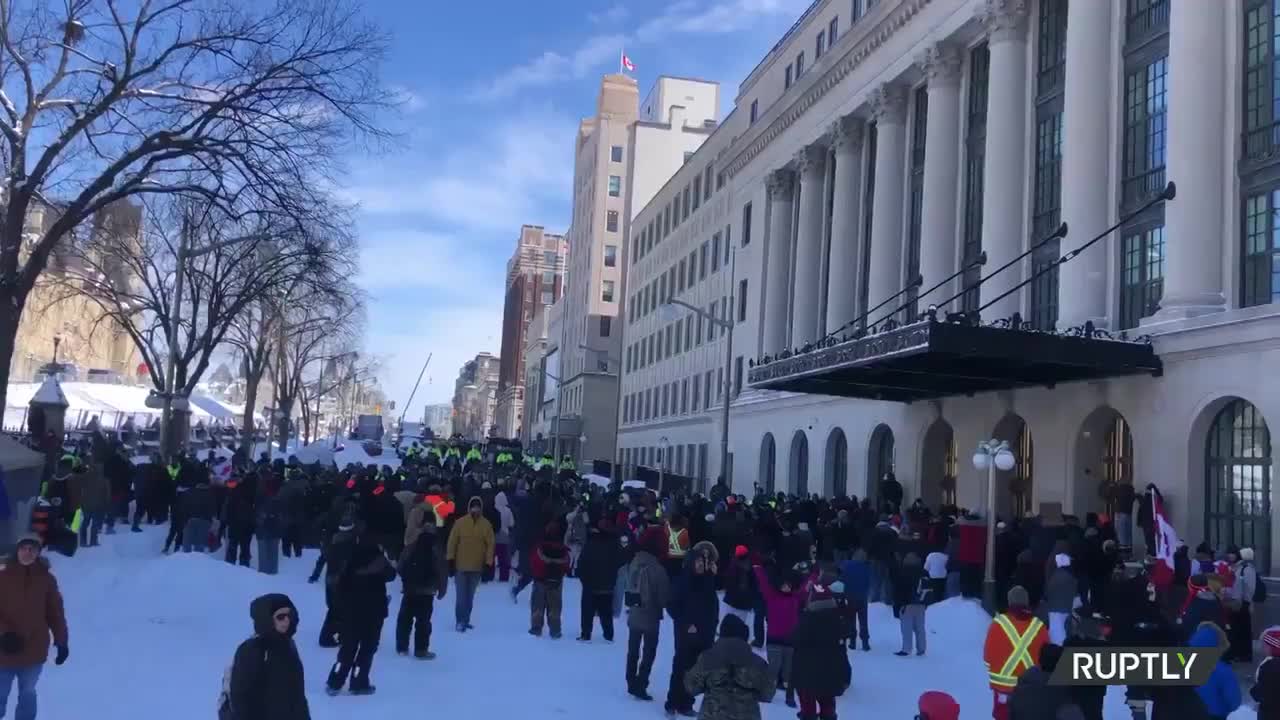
[838, 548, 872, 651]
[665, 541, 720, 717]
[1188, 622, 1242, 720]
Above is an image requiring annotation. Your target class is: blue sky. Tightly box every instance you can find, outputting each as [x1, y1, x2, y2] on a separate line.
[344, 0, 811, 420]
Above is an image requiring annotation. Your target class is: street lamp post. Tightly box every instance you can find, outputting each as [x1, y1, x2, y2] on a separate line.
[158, 227, 268, 460]
[973, 439, 1016, 613]
[660, 247, 736, 493]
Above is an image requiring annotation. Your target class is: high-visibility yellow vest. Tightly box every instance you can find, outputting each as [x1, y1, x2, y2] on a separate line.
[667, 526, 688, 558]
[985, 614, 1045, 690]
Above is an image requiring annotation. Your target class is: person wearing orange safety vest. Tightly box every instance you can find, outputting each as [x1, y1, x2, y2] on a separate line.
[984, 585, 1048, 720]
[663, 513, 690, 580]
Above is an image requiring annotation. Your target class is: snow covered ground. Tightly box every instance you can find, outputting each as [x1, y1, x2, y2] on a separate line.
[34, 528, 1259, 719]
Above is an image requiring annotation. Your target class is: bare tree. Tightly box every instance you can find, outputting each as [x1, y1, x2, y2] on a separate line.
[267, 278, 362, 451]
[63, 193, 351, 450]
[0, 0, 388, 411]
[226, 296, 275, 449]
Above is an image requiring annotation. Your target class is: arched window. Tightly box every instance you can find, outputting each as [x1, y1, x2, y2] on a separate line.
[1205, 399, 1272, 568]
[827, 429, 848, 497]
[760, 434, 776, 493]
[1014, 422, 1034, 517]
[869, 424, 895, 504]
[943, 435, 958, 506]
[790, 431, 809, 496]
[1103, 415, 1134, 514]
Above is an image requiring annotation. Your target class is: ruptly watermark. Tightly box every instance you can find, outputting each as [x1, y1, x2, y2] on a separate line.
[1048, 647, 1224, 686]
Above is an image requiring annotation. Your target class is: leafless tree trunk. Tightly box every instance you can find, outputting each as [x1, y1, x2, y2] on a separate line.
[0, 0, 389, 412]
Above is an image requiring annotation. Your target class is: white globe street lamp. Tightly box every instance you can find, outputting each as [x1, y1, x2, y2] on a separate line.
[974, 438, 1015, 612]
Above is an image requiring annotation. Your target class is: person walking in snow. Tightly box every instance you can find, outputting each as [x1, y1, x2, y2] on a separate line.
[1045, 553, 1079, 645]
[625, 527, 671, 701]
[326, 531, 396, 696]
[577, 519, 624, 642]
[180, 473, 217, 553]
[789, 579, 851, 720]
[892, 551, 932, 657]
[985, 586, 1048, 720]
[394, 513, 447, 659]
[0, 534, 69, 720]
[226, 593, 311, 720]
[222, 473, 257, 567]
[445, 496, 495, 632]
[529, 521, 570, 638]
[666, 541, 720, 717]
[493, 490, 515, 582]
[683, 614, 774, 720]
[754, 560, 813, 707]
[838, 548, 872, 651]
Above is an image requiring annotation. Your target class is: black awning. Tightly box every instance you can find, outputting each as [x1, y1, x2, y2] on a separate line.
[747, 316, 1163, 402]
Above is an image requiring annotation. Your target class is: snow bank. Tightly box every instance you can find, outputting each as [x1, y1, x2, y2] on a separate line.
[39, 529, 1258, 719]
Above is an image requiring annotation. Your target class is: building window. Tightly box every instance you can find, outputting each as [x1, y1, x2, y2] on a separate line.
[661, 385, 669, 416]
[600, 316, 612, 337]
[796, 51, 805, 77]
[961, 44, 989, 314]
[1029, 0, 1067, 331]
[707, 300, 718, 341]
[1121, 58, 1168, 209]
[1242, 188, 1280, 306]
[666, 325, 674, 359]
[1118, 226, 1165, 328]
[683, 187, 691, 220]
[816, 30, 826, 59]
[1243, 0, 1280, 162]
[750, 99, 758, 123]
[704, 371, 713, 410]
[859, 122, 878, 325]
[611, 145, 623, 163]
[542, 270, 554, 286]
[1205, 398, 1273, 569]
[673, 195, 681, 227]
[685, 315, 693, 347]
[692, 375, 701, 412]
[733, 356, 744, 396]
[606, 210, 619, 233]
[681, 379, 689, 414]
[704, 165, 713, 200]
[712, 233, 721, 271]
[544, 250, 557, 265]
[604, 244, 617, 267]
[785, 64, 793, 89]
[687, 251, 697, 286]
[699, 242, 708, 279]
[541, 290, 553, 305]
[904, 84, 928, 323]
[829, 16, 839, 42]
[608, 175, 621, 197]
[663, 206, 671, 236]
[602, 280, 615, 302]
[738, 279, 748, 322]
[741, 202, 752, 246]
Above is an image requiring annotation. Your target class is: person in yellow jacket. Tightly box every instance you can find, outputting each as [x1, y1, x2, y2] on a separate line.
[446, 496, 494, 633]
[983, 585, 1048, 720]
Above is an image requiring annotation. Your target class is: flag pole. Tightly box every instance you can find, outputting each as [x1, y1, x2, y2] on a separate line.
[620, 48, 625, 74]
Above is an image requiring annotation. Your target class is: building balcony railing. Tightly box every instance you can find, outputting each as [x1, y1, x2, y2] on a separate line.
[1243, 121, 1280, 165]
[1121, 166, 1167, 211]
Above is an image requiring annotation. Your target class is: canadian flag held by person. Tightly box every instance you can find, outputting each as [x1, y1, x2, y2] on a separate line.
[1149, 489, 1180, 587]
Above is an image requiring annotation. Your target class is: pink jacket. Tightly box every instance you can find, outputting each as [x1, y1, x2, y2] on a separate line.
[754, 565, 813, 642]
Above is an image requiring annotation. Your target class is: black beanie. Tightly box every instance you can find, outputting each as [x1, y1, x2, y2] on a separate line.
[719, 614, 749, 641]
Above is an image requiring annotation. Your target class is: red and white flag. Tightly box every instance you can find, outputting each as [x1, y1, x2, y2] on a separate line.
[621, 52, 635, 73]
[1149, 490, 1180, 587]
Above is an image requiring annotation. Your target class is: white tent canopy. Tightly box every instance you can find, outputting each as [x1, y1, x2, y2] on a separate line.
[4, 381, 255, 432]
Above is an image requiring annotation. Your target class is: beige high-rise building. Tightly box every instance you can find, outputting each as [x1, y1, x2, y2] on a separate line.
[450, 352, 499, 441]
[11, 200, 141, 383]
[557, 74, 719, 471]
[494, 225, 567, 439]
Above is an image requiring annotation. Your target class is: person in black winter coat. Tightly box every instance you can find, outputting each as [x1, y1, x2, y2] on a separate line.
[326, 532, 396, 695]
[790, 582, 851, 719]
[576, 520, 624, 641]
[222, 475, 258, 567]
[665, 541, 720, 717]
[179, 480, 217, 552]
[1251, 628, 1280, 720]
[315, 511, 359, 648]
[227, 593, 311, 720]
[1008, 644, 1085, 720]
[1062, 610, 1108, 720]
[722, 546, 760, 623]
[892, 552, 931, 656]
[395, 519, 447, 659]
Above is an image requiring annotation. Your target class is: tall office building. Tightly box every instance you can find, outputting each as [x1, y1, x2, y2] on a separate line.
[494, 225, 567, 438]
[557, 73, 719, 471]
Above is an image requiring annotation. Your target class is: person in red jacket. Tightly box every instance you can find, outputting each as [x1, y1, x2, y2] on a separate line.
[754, 561, 816, 708]
[528, 522, 569, 638]
[956, 514, 989, 598]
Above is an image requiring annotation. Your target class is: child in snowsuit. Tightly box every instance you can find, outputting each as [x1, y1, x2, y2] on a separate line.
[754, 561, 814, 707]
[529, 521, 569, 638]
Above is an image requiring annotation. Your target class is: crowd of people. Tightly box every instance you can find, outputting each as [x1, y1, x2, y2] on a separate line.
[6, 433, 1280, 720]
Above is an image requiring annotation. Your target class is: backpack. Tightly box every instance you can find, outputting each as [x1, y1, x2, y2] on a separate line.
[218, 642, 267, 720]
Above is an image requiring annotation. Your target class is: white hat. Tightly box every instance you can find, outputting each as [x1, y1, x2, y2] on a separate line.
[1055, 553, 1072, 568]
[1242, 547, 1256, 562]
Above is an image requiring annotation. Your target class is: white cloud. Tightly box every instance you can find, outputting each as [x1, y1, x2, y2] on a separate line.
[342, 108, 574, 233]
[468, 0, 807, 102]
[356, 229, 501, 296]
[588, 5, 630, 25]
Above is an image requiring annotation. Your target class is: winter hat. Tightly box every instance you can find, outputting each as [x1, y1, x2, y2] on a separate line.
[704, 513, 715, 522]
[917, 691, 960, 720]
[14, 533, 41, 550]
[467, 496, 483, 511]
[1261, 626, 1280, 657]
[1055, 553, 1072, 568]
[718, 614, 749, 641]
[734, 544, 749, 558]
[1007, 585, 1030, 609]
[1242, 547, 1256, 562]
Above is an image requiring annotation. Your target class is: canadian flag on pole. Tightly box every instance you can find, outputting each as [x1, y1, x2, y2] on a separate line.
[1149, 488, 1180, 587]
[621, 52, 635, 73]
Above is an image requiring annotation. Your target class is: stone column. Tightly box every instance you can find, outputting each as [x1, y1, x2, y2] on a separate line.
[825, 116, 866, 335]
[791, 145, 827, 345]
[763, 170, 795, 353]
[1058, 0, 1113, 329]
[978, 0, 1030, 322]
[1151, 0, 1227, 322]
[865, 83, 909, 321]
[916, 43, 964, 314]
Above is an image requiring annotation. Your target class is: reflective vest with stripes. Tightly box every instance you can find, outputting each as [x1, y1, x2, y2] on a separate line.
[983, 613, 1046, 690]
[667, 526, 689, 559]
